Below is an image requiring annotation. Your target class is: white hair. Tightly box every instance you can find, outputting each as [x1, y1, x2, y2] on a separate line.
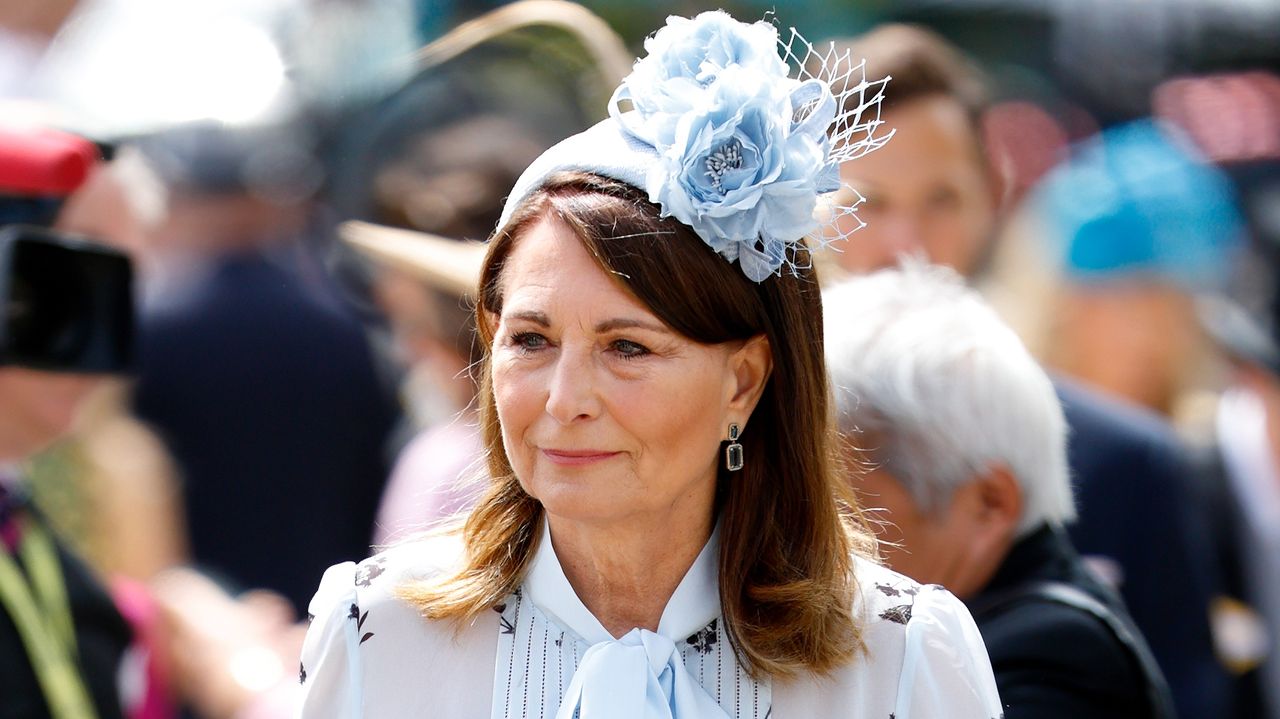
[823, 261, 1074, 536]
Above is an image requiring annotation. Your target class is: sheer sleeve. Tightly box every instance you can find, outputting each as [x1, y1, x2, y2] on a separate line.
[894, 585, 1004, 719]
[298, 562, 362, 719]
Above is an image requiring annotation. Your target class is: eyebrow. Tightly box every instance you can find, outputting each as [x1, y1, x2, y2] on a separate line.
[504, 310, 668, 335]
[506, 310, 550, 327]
[594, 318, 669, 334]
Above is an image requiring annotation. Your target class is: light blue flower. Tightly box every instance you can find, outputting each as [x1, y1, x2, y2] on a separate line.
[616, 11, 788, 123]
[497, 11, 882, 283]
[606, 11, 841, 281]
[637, 69, 837, 280]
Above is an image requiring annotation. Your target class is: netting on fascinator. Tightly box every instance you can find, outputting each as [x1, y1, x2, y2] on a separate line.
[498, 10, 892, 282]
[779, 28, 895, 242]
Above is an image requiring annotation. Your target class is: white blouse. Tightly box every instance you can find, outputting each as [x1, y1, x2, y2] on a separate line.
[298, 526, 1004, 718]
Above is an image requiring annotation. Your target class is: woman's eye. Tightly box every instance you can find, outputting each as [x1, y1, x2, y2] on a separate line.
[925, 187, 960, 213]
[508, 332, 548, 353]
[611, 339, 650, 359]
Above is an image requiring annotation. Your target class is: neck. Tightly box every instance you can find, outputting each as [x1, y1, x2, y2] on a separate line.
[548, 510, 713, 638]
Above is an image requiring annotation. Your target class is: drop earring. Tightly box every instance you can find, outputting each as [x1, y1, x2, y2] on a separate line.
[725, 423, 744, 471]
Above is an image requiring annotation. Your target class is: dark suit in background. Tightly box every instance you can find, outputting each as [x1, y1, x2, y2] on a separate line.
[133, 249, 400, 615]
[970, 525, 1175, 718]
[1058, 378, 1230, 717]
[0, 497, 132, 719]
[1188, 437, 1272, 716]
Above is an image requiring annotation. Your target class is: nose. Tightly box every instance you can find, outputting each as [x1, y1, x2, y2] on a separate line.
[544, 344, 601, 425]
[878, 213, 925, 260]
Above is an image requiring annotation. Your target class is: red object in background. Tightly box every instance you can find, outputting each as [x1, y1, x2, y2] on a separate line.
[982, 101, 1070, 205]
[111, 577, 178, 719]
[0, 125, 100, 196]
[1154, 72, 1280, 164]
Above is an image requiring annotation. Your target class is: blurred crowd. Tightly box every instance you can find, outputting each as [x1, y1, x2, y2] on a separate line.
[1, 0, 1278, 717]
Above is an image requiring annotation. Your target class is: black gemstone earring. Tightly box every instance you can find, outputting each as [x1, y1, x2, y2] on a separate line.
[725, 423, 744, 472]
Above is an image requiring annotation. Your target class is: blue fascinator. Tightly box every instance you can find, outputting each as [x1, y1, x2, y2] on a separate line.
[1033, 119, 1244, 291]
[498, 10, 891, 282]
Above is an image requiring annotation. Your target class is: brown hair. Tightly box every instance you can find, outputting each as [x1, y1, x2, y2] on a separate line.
[403, 172, 876, 678]
[821, 23, 989, 126]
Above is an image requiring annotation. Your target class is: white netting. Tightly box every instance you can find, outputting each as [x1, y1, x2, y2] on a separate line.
[779, 27, 894, 252]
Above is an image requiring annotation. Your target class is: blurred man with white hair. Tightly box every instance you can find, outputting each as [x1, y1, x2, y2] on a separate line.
[819, 25, 1230, 718]
[825, 263, 1174, 719]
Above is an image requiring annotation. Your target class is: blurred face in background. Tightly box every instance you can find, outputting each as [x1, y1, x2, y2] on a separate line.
[372, 268, 476, 422]
[849, 453, 1017, 599]
[833, 95, 996, 277]
[0, 368, 102, 460]
[1047, 281, 1200, 415]
[0, 160, 131, 462]
[0, 0, 80, 39]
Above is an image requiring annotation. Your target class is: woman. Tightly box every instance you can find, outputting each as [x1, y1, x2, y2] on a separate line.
[300, 11, 1002, 718]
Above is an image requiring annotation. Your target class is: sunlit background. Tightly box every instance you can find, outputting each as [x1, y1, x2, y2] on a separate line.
[8, 0, 1279, 240]
[4, 1, 1280, 716]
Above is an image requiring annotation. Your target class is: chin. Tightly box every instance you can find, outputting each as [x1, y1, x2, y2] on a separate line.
[522, 476, 627, 523]
[12, 429, 63, 460]
[540, 500, 640, 530]
[540, 483, 659, 528]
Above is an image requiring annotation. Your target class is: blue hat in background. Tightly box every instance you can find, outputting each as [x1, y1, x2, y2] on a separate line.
[1034, 119, 1245, 291]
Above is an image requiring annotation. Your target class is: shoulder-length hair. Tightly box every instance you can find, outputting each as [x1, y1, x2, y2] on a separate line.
[402, 171, 876, 678]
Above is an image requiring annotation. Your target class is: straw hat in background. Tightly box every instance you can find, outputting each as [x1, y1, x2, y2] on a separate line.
[329, 0, 631, 303]
[338, 220, 483, 299]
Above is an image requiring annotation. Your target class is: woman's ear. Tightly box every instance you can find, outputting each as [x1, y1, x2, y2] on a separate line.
[726, 335, 773, 419]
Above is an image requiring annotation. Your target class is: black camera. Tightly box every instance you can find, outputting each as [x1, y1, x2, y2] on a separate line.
[0, 225, 134, 373]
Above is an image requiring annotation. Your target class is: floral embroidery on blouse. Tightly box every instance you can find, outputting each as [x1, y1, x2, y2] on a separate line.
[875, 576, 927, 625]
[354, 555, 387, 588]
[876, 575, 925, 597]
[348, 602, 374, 644]
[880, 604, 913, 625]
[876, 582, 903, 598]
[296, 550, 1004, 717]
[687, 618, 719, 655]
[494, 587, 522, 635]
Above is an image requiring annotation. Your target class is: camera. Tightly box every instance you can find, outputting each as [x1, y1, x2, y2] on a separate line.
[0, 225, 134, 373]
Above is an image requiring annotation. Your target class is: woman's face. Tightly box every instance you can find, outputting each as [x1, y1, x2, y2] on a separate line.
[490, 215, 751, 530]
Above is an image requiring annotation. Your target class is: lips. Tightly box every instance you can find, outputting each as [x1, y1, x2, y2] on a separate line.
[540, 449, 621, 466]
